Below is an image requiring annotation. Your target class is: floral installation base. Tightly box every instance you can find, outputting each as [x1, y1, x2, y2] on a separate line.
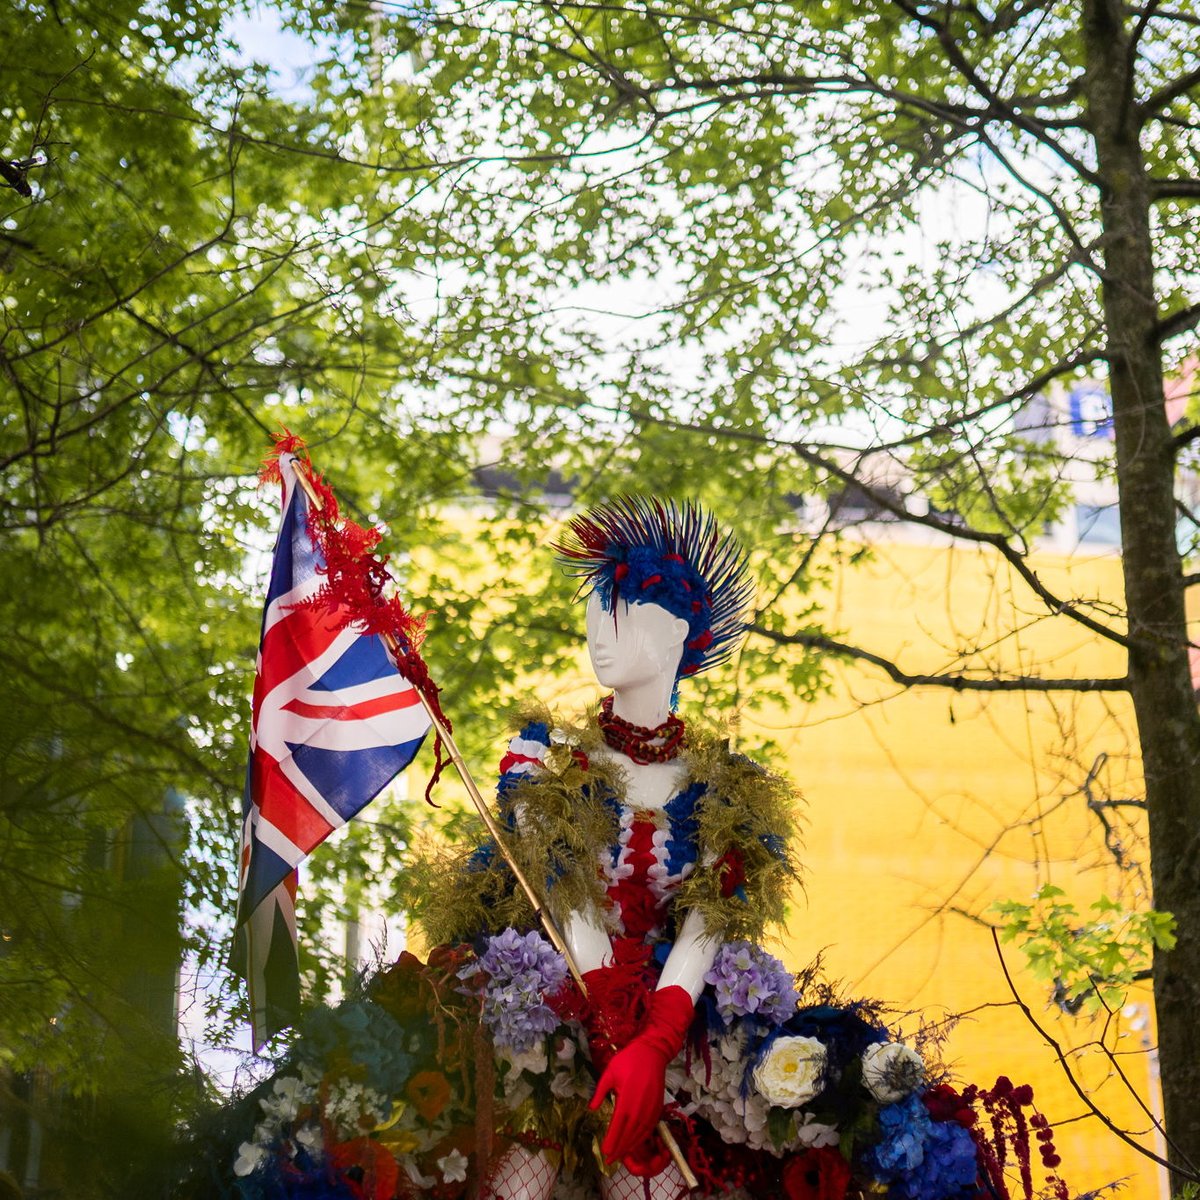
[197, 935, 1073, 1200]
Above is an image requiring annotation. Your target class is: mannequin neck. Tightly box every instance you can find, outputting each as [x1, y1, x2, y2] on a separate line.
[609, 676, 676, 731]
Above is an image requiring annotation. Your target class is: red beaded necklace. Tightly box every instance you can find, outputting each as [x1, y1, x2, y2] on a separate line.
[598, 694, 685, 764]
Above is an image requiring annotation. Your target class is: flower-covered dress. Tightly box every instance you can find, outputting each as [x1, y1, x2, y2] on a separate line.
[217, 709, 1073, 1200]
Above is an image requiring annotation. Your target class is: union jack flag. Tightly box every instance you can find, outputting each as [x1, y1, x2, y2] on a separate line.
[232, 453, 431, 1047]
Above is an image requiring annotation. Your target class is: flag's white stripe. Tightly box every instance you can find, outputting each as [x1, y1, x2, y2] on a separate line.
[267, 706, 430, 753]
[261, 574, 325, 637]
[257, 626, 359, 720]
[254, 815, 309, 867]
[295, 673, 417, 705]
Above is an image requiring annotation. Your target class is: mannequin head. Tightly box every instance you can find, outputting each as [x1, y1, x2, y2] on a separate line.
[555, 496, 753, 683]
[585, 591, 689, 694]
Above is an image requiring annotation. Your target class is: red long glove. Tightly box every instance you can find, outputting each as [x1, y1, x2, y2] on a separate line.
[588, 984, 694, 1165]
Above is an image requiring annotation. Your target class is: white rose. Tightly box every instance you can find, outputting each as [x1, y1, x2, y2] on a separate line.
[751, 1035, 827, 1108]
[233, 1141, 267, 1177]
[861, 1041, 926, 1104]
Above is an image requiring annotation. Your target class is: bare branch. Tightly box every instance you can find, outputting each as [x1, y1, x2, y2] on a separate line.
[1159, 300, 1200, 346]
[1150, 177, 1200, 200]
[750, 625, 1129, 692]
[992, 930, 1200, 1181]
[791, 443, 1130, 646]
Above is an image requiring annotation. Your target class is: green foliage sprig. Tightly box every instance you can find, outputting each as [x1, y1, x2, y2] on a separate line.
[991, 884, 1176, 1014]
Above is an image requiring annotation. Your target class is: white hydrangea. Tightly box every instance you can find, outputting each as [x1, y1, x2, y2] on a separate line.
[323, 1079, 389, 1138]
[499, 1041, 549, 1077]
[550, 1034, 592, 1100]
[293, 1123, 324, 1154]
[795, 1112, 840, 1149]
[233, 1141, 267, 1177]
[671, 1028, 838, 1154]
[258, 1074, 315, 1125]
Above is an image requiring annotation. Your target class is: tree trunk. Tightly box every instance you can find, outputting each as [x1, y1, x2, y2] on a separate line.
[1082, 1, 1200, 1188]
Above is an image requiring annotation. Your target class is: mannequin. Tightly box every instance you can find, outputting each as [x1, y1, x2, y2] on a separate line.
[490, 594, 709, 1200]
[563, 593, 721, 997]
[482, 500, 769, 1200]
[419, 498, 799, 1200]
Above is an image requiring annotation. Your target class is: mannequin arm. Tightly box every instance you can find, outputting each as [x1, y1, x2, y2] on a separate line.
[656, 906, 719, 1001]
[564, 906, 613, 975]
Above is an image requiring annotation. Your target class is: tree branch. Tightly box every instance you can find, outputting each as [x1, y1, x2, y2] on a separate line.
[993, 930, 1200, 1181]
[889, 0, 1104, 185]
[791, 443, 1130, 646]
[750, 625, 1129, 692]
[1149, 177, 1200, 200]
[1158, 299, 1200, 345]
[1140, 64, 1200, 117]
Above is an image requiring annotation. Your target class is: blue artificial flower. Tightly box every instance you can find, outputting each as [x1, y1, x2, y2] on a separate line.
[298, 1001, 412, 1096]
[867, 1094, 983, 1200]
[901, 1119, 980, 1200]
[871, 1095, 933, 1176]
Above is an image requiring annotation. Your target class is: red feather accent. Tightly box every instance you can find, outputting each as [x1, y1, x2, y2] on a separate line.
[261, 432, 453, 805]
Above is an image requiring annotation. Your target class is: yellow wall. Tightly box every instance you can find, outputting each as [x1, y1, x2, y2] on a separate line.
[754, 539, 1160, 1198]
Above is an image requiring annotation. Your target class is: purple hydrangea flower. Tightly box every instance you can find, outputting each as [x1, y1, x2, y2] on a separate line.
[462, 929, 569, 1053]
[704, 941, 798, 1026]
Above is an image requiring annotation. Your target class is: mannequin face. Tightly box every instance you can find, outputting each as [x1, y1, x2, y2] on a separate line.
[585, 591, 689, 692]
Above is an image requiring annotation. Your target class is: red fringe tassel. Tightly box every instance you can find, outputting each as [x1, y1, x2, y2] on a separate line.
[260, 430, 453, 805]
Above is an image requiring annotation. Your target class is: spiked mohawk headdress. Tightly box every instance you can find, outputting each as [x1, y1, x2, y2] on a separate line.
[553, 496, 754, 679]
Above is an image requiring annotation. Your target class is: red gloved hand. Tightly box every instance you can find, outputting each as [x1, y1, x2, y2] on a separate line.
[579, 949, 656, 1072]
[588, 984, 694, 1165]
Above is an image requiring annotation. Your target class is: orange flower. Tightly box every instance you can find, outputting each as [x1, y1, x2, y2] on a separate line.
[327, 1138, 400, 1200]
[405, 1070, 452, 1122]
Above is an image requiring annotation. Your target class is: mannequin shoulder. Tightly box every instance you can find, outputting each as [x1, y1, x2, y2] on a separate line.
[496, 706, 605, 793]
[497, 718, 553, 783]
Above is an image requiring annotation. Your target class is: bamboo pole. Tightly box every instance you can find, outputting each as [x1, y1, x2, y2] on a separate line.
[289, 458, 698, 1189]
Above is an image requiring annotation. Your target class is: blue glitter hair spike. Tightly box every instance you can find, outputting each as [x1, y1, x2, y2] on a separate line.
[553, 496, 754, 679]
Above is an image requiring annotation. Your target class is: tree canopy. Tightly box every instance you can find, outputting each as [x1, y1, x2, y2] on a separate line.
[3, 0, 1199, 1192]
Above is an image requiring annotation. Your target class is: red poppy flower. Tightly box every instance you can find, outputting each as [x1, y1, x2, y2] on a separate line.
[405, 1070, 452, 1122]
[781, 1147, 852, 1200]
[327, 1138, 400, 1200]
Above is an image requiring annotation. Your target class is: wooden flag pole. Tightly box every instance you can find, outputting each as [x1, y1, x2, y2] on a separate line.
[288, 458, 698, 1189]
